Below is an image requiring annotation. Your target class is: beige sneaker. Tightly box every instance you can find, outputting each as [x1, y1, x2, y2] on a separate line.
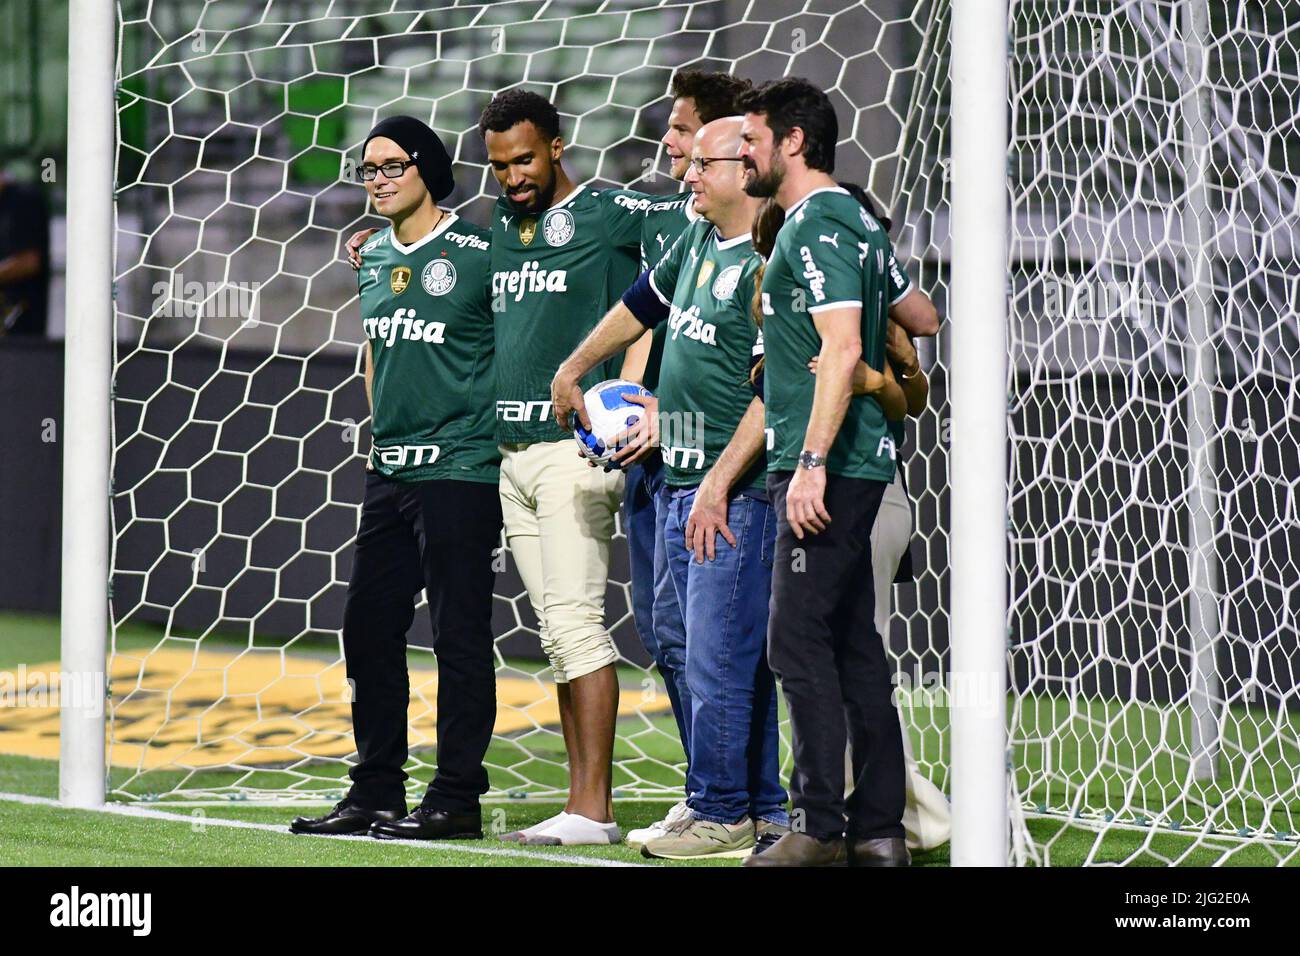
[641, 814, 756, 860]
[625, 800, 690, 850]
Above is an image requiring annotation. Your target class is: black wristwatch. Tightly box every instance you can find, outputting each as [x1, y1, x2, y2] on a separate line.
[798, 450, 826, 470]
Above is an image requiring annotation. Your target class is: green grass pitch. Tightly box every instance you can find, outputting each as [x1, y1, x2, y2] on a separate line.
[1, 612, 1294, 866]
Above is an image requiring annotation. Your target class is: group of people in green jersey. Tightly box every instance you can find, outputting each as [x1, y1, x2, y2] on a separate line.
[289, 68, 947, 866]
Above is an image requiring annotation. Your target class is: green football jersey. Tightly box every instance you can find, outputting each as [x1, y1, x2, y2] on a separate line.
[640, 192, 699, 271]
[489, 186, 651, 444]
[637, 192, 700, 392]
[358, 213, 498, 483]
[883, 246, 915, 467]
[647, 218, 765, 490]
[760, 186, 900, 481]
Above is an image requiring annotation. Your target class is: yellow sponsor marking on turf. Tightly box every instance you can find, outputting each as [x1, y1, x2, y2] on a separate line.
[0, 648, 668, 769]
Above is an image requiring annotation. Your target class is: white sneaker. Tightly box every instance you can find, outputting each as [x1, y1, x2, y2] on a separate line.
[523, 812, 621, 846]
[642, 814, 756, 860]
[625, 801, 691, 850]
[498, 811, 568, 843]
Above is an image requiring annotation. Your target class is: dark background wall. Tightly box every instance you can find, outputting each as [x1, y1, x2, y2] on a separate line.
[0, 339, 63, 614]
[5, 337, 1295, 708]
[0, 337, 649, 665]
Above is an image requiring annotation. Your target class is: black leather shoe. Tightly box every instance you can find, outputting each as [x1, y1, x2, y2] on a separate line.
[742, 832, 847, 867]
[290, 799, 406, 835]
[369, 807, 483, 841]
[751, 821, 789, 857]
[849, 836, 911, 867]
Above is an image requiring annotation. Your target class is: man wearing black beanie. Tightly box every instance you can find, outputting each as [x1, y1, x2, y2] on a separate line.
[291, 117, 502, 841]
[361, 115, 457, 203]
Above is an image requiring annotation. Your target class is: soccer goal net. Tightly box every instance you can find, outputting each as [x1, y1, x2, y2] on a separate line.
[91, 0, 1298, 865]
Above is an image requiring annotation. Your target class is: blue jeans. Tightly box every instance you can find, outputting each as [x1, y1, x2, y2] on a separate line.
[662, 486, 788, 825]
[624, 458, 690, 768]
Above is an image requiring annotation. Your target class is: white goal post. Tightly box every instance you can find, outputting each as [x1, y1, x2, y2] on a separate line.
[947, 0, 1009, 868]
[59, 0, 114, 810]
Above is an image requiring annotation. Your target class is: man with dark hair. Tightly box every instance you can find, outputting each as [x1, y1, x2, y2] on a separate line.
[476, 87, 664, 846]
[736, 77, 936, 867]
[0, 171, 51, 337]
[735, 77, 841, 187]
[291, 116, 501, 841]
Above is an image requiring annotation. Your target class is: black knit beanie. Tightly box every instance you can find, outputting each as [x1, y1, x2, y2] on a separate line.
[363, 116, 455, 201]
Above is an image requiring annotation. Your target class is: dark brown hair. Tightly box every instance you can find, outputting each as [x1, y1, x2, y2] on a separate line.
[669, 70, 753, 124]
[736, 77, 838, 173]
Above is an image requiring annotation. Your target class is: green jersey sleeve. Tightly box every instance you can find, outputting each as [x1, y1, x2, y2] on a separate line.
[600, 188, 658, 253]
[787, 214, 865, 314]
[647, 224, 693, 306]
[886, 247, 913, 304]
[859, 234, 893, 372]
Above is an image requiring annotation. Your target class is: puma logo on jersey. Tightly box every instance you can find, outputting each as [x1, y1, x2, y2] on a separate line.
[367, 267, 380, 281]
[656, 233, 667, 250]
[491, 261, 569, 302]
[667, 303, 717, 345]
[496, 399, 553, 422]
[818, 232, 839, 248]
[363, 307, 446, 347]
[799, 246, 827, 302]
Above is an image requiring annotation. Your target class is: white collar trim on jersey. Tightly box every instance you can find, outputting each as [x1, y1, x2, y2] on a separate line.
[713, 228, 751, 250]
[546, 186, 585, 211]
[389, 211, 459, 255]
[784, 185, 850, 220]
[684, 193, 702, 222]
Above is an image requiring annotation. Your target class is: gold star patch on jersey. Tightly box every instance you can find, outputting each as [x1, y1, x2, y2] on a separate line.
[390, 266, 412, 294]
[696, 259, 716, 289]
[519, 217, 537, 246]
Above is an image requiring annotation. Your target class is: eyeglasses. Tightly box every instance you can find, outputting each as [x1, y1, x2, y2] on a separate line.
[689, 156, 745, 174]
[356, 156, 418, 182]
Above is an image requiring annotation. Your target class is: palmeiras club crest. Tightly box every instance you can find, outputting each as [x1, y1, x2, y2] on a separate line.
[711, 264, 742, 300]
[421, 258, 457, 296]
[542, 208, 575, 246]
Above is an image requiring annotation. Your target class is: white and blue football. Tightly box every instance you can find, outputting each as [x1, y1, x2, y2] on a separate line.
[573, 379, 652, 467]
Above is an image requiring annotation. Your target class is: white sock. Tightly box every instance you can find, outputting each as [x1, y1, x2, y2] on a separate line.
[499, 811, 568, 842]
[524, 812, 620, 846]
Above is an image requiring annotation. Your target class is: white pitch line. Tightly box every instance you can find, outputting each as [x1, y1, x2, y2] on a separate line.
[0, 792, 645, 868]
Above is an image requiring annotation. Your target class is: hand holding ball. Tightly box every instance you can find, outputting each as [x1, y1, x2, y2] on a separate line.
[572, 379, 655, 468]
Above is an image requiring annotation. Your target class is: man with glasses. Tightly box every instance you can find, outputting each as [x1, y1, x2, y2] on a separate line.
[291, 116, 501, 841]
[616, 69, 752, 851]
[551, 118, 789, 860]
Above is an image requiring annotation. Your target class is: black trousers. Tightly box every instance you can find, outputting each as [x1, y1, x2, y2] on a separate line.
[343, 472, 502, 813]
[767, 471, 906, 841]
